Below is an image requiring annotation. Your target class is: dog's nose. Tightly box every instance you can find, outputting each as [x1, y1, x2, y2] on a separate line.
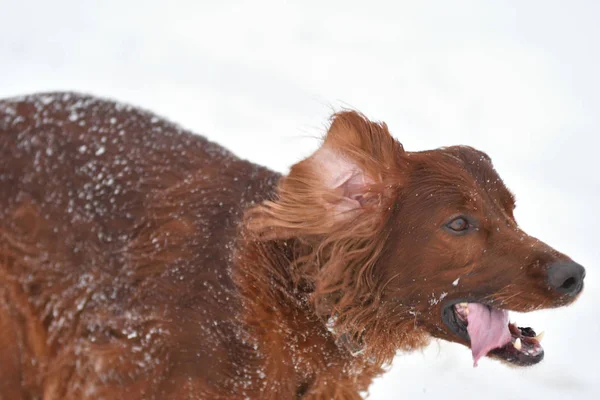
[547, 261, 586, 296]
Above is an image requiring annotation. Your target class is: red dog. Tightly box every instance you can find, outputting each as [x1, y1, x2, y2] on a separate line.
[0, 93, 585, 399]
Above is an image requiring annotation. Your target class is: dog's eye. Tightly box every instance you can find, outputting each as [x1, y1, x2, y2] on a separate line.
[446, 217, 469, 232]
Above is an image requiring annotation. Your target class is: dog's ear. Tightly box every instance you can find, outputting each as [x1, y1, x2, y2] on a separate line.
[247, 111, 405, 238]
[305, 111, 404, 216]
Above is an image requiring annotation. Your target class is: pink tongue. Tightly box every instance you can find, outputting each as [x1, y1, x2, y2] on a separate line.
[466, 303, 511, 367]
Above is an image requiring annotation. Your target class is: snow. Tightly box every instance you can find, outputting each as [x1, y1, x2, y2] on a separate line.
[429, 291, 448, 306]
[1, 1, 599, 399]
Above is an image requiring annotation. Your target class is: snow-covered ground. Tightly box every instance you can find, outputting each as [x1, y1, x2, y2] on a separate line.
[1, 1, 598, 399]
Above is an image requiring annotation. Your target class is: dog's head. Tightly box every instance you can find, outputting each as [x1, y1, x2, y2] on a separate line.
[247, 111, 584, 367]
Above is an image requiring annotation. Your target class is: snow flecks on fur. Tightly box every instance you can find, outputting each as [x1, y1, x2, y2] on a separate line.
[0, 92, 281, 398]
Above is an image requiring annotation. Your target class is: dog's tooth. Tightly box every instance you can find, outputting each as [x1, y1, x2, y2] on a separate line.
[459, 302, 468, 308]
[535, 331, 545, 343]
[514, 338, 522, 350]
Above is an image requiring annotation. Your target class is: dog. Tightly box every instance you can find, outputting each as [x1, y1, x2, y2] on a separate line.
[0, 92, 585, 399]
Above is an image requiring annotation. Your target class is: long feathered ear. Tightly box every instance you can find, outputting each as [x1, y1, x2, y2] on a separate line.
[244, 112, 410, 363]
[247, 111, 405, 238]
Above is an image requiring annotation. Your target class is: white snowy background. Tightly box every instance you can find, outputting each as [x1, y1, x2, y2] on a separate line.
[1, 1, 598, 399]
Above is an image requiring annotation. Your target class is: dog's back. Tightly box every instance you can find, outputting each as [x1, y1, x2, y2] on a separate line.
[0, 93, 278, 399]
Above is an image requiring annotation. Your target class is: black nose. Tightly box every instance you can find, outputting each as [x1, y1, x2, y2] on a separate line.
[547, 261, 586, 296]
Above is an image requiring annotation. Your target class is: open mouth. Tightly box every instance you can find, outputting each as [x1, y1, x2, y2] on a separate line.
[442, 302, 544, 367]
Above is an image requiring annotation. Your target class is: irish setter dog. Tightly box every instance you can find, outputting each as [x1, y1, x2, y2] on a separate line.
[0, 92, 585, 399]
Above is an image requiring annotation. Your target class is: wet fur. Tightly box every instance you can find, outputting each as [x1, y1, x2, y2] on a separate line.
[0, 93, 579, 399]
